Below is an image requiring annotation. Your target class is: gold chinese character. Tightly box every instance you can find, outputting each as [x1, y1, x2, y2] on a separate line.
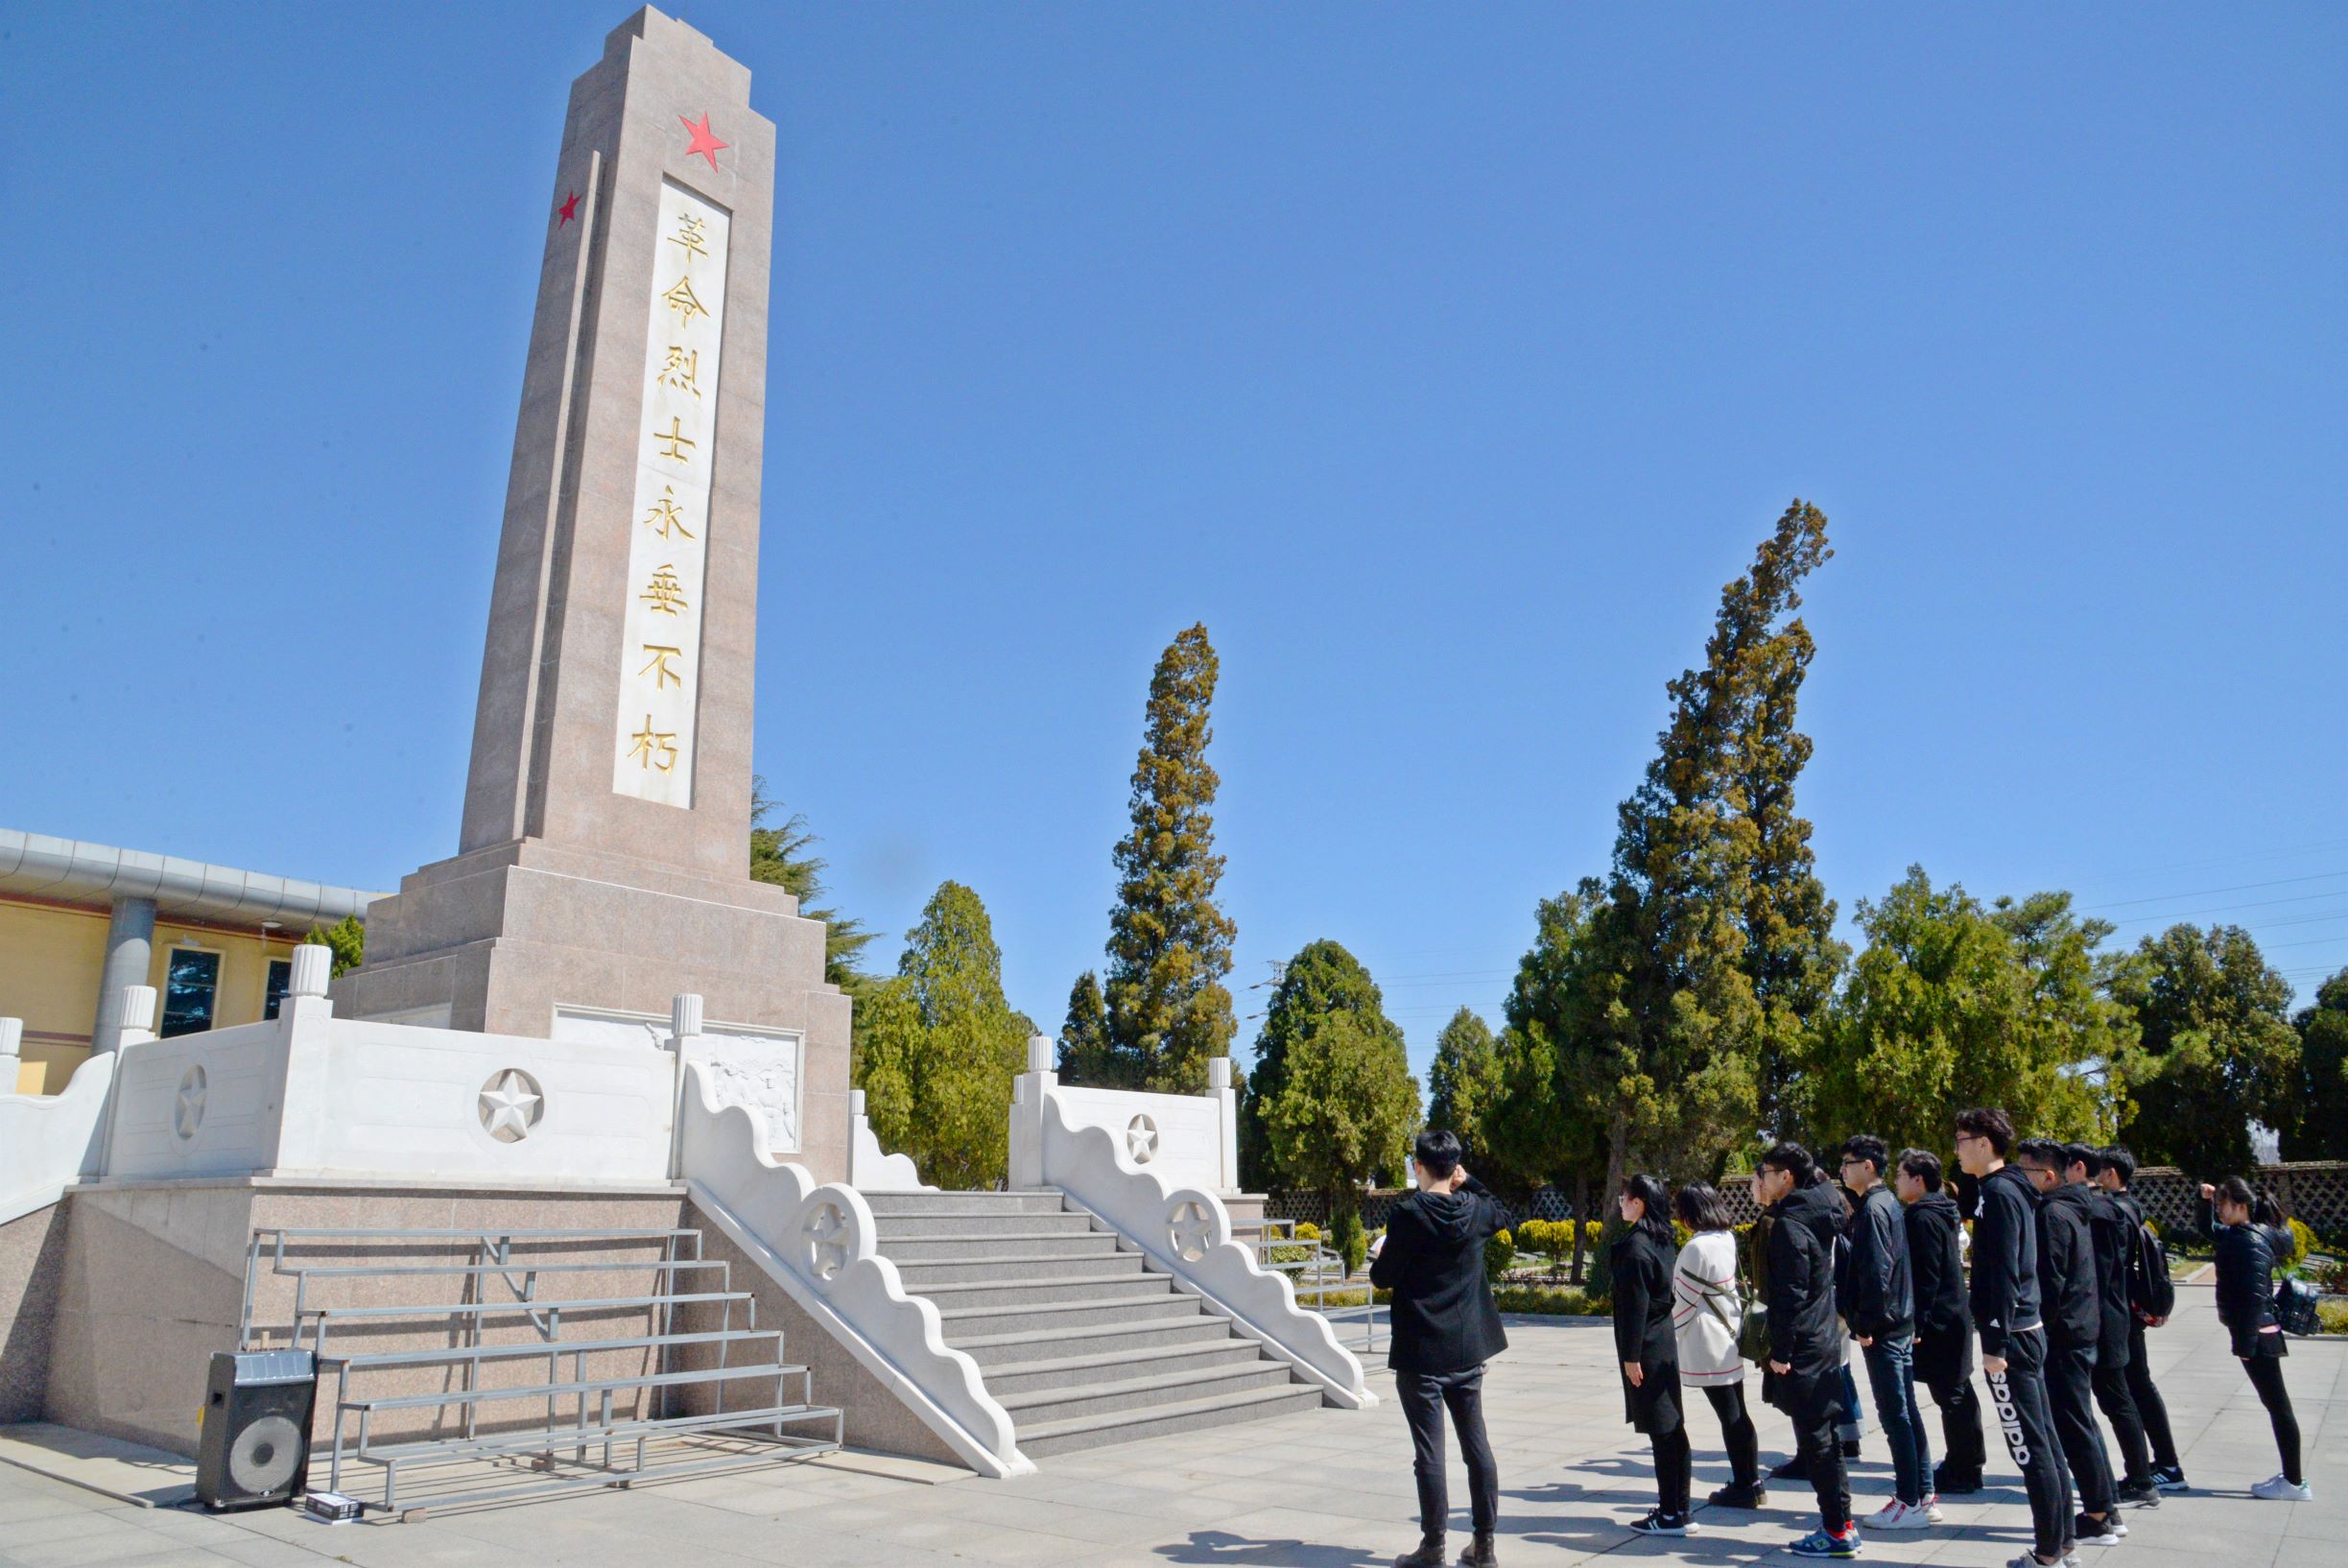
[627, 716, 678, 772]
[642, 485, 695, 540]
[659, 344, 700, 399]
[639, 644, 685, 690]
[669, 213, 710, 269]
[653, 416, 697, 463]
[661, 273, 708, 325]
[641, 564, 688, 615]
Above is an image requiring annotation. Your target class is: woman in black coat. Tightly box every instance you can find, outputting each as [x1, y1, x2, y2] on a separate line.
[2204, 1176, 2311, 1500]
[1613, 1173, 1693, 1535]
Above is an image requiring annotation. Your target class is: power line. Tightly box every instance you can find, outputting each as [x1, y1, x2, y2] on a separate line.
[2082, 868, 2348, 912]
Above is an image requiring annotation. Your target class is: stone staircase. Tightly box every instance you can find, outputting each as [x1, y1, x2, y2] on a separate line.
[865, 1191, 1324, 1457]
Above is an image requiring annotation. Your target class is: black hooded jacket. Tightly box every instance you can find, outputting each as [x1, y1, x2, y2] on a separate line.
[1839, 1182, 1914, 1340]
[1904, 1190, 1970, 1338]
[2035, 1179, 2101, 1349]
[1969, 1163, 2043, 1359]
[1765, 1179, 1845, 1375]
[1370, 1176, 1510, 1374]
[1610, 1224, 1678, 1369]
[2082, 1185, 2135, 1361]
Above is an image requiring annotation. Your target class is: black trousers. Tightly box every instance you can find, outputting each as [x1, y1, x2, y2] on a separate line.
[1651, 1423, 1692, 1515]
[2242, 1353, 2302, 1486]
[1700, 1381, 1760, 1489]
[1915, 1324, 1986, 1483]
[1985, 1327, 2070, 1561]
[2045, 1339, 2117, 1516]
[2090, 1340, 2151, 1488]
[2124, 1320, 2180, 1472]
[1781, 1367, 1851, 1533]
[1399, 1365, 1499, 1540]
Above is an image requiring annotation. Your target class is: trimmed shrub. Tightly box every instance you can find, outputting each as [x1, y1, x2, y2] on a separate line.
[1333, 1207, 1367, 1275]
[2287, 1217, 2316, 1266]
[1484, 1228, 1516, 1284]
[1294, 1221, 1321, 1243]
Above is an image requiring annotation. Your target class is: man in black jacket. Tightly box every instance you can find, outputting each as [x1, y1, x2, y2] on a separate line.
[1957, 1108, 2073, 1568]
[2069, 1144, 2159, 1509]
[1753, 1143, 1858, 1559]
[2017, 1138, 2121, 1547]
[1369, 1128, 1508, 1568]
[1838, 1133, 1934, 1529]
[2098, 1145, 2186, 1490]
[1896, 1149, 1986, 1496]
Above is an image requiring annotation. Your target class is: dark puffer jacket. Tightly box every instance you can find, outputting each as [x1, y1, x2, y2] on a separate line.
[2214, 1221, 2288, 1360]
[2034, 1179, 2101, 1350]
[1904, 1190, 1970, 1339]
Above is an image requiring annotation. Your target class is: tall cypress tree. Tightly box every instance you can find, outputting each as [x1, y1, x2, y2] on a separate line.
[1426, 1007, 1502, 1156]
[1103, 624, 1238, 1092]
[1249, 939, 1420, 1235]
[747, 777, 879, 988]
[1242, 938, 1388, 1186]
[1719, 505, 1844, 1135]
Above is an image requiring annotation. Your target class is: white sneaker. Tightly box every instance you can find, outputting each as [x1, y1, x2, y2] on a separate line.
[1868, 1500, 1931, 1532]
[1920, 1494, 1945, 1525]
[2251, 1473, 2312, 1502]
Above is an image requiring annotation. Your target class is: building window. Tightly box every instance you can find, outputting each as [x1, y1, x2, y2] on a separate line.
[161, 948, 222, 1037]
[264, 959, 293, 1020]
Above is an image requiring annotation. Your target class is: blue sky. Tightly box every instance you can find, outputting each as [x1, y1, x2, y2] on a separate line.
[3, 4, 2342, 1081]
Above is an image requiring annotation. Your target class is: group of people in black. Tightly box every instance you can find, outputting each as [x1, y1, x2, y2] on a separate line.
[1370, 1112, 2312, 1568]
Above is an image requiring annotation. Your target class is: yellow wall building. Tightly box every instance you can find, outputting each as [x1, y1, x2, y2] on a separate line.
[0, 832, 382, 1095]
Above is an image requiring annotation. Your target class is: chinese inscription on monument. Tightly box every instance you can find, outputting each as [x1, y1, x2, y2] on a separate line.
[614, 178, 731, 804]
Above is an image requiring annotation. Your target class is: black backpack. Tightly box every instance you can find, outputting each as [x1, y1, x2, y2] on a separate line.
[2130, 1218, 2175, 1321]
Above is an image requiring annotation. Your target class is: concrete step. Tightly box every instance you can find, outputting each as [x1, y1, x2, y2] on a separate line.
[873, 1210, 1099, 1241]
[889, 1250, 1146, 1286]
[1016, 1381, 1325, 1458]
[951, 1309, 1227, 1366]
[937, 1294, 1205, 1338]
[861, 1192, 1070, 1217]
[875, 1231, 1124, 1263]
[980, 1336, 1267, 1395]
[997, 1360, 1297, 1427]
[915, 1273, 1174, 1310]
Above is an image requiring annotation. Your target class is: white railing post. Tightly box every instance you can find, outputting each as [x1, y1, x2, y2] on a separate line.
[117, 986, 158, 1048]
[668, 993, 704, 1180]
[1008, 1033, 1056, 1190]
[1207, 1055, 1239, 1194]
[0, 1017, 20, 1096]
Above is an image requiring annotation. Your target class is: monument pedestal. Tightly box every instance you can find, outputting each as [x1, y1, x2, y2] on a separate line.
[336, 840, 851, 1180]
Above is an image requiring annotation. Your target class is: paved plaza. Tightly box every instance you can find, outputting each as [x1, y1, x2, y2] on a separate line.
[2, 1286, 2336, 1568]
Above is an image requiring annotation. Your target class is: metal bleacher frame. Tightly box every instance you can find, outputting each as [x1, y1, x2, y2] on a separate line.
[1241, 1218, 1385, 1355]
[239, 1225, 842, 1515]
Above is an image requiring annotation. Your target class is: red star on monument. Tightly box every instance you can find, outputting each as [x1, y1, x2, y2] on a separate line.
[679, 111, 728, 172]
[557, 190, 580, 226]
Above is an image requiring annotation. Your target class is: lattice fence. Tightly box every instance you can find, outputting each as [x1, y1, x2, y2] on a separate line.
[2134, 1161, 2348, 1241]
[1265, 1165, 2348, 1241]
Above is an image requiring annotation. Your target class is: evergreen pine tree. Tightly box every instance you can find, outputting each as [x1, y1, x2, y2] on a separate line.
[853, 881, 1027, 1189]
[2285, 968, 2348, 1159]
[1253, 943, 1420, 1240]
[1103, 624, 1238, 1092]
[1055, 971, 1118, 1083]
[1721, 504, 1845, 1134]
[1426, 1007, 1502, 1156]
[747, 778, 879, 987]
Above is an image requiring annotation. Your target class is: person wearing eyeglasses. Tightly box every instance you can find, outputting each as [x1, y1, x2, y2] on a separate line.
[1955, 1108, 2071, 1568]
[1838, 1134, 1933, 1532]
[2014, 1137, 2122, 1549]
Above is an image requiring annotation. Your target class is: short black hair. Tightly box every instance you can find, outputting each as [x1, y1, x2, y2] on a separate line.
[2100, 1145, 2138, 1185]
[1673, 1180, 1735, 1232]
[2014, 1137, 2067, 1171]
[1759, 1142, 1818, 1187]
[1414, 1128, 1461, 1177]
[1954, 1106, 2014, 1155]
[2065, 1143, 2103, 1178]
[1897, 1149, 1944, 1192]
[1841, 1133, 1889, 1177]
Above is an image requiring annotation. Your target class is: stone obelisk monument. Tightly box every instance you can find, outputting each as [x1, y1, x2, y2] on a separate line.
[338, 8, 851, 1180]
